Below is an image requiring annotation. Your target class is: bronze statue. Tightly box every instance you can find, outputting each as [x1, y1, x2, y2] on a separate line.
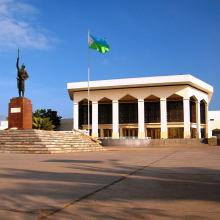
[16, 49, 29, 97]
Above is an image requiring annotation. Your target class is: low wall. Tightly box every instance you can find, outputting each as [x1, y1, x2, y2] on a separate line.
[100, 138, 204, 147]
[208, 136, 220, 146]
[58, 119, 73, 131]
[101, 138, 151, 147]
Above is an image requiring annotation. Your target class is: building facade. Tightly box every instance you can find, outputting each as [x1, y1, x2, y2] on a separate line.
[67, 75, 213, 139]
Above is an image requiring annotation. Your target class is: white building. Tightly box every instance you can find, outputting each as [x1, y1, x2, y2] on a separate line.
[67, 74, 213, 139]
[0, 120, 8, 130]
[209, 111, 220, 134]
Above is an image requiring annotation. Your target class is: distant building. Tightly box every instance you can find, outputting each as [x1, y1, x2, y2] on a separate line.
[0, 120, 8, 130]
[67, 74, 213, 139]
[209, 111, 220, 135]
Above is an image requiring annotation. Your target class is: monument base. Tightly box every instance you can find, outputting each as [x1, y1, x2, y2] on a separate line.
[8, 97, 32, 130]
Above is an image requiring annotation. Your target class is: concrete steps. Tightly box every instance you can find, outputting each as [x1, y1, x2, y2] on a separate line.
[0, 129, 103, 154]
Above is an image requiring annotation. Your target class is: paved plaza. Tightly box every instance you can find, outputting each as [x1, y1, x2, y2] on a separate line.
[0, 146, 220, 220]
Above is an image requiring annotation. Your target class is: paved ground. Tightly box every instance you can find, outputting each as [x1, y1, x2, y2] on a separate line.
[0, 146, 220, 220]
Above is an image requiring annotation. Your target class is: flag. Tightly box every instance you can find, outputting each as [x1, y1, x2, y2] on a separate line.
[88, 34, 110, 54]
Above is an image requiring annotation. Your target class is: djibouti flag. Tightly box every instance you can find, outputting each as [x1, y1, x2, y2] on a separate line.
[88, 34, 110, 54]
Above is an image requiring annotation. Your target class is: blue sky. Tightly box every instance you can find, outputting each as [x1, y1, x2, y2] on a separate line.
[0, 0, 219, 119]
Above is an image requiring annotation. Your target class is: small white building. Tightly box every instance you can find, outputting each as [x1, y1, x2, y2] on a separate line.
[67, 74, 213, 139]
[209, 111, 220, 134]
[0, 120, 8, 130]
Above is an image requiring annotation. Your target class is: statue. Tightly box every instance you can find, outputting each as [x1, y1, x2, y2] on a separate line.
[16, 49, 29, 97]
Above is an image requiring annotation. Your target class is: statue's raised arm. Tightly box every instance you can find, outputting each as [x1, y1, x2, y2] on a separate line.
[16, 48, 20, 71]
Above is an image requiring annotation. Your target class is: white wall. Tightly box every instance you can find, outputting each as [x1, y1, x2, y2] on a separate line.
[0, 120, 8, 130]
[209, 111, 220, 131]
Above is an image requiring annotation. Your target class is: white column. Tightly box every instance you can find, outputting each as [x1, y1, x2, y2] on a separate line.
[183, 98, 190, 138]
[92, 101, 98, 138]
[73, 101, 79, 130]
[160, 98, 168, 139]
[112, 100, 119, 139]
[138, 99, 145, 139]
[205, 103, 211, 138]
[196, 100, 201, 138]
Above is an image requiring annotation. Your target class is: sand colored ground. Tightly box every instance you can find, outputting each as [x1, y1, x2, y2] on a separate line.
[0, 146, 219, 219]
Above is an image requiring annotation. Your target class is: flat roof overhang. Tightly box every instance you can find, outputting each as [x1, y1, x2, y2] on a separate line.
[67, 74, 213, 100]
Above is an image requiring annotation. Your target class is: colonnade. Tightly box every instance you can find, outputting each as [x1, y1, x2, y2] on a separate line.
[73, 97, 209, 139]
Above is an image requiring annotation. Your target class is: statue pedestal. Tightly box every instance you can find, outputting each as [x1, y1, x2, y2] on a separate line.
[8, 97, 32, 130]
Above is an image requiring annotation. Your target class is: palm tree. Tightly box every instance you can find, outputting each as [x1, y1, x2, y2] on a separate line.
[32, 117, 55, 130]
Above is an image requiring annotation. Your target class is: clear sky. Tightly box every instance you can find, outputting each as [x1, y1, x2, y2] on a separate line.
[0, 0, 219, 119]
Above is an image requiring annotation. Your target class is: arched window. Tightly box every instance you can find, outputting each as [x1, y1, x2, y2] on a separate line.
[167, 94, 183, 122]
[79, 99, 92, 128]
[98, 97, 112, 124]
[119, 95, 138, 124]
[144, 95, 160, 123]
[200, 100, 206, 124]
[190, 96, 197, 123]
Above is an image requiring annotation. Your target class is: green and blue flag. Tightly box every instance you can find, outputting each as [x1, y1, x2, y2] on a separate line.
[88, 34, 110, 54]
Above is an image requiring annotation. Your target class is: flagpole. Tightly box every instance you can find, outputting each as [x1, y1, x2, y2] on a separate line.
[87, 29, 90, 135]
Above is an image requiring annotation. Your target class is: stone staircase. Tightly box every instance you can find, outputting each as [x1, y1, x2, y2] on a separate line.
[0, 129, 103, 153]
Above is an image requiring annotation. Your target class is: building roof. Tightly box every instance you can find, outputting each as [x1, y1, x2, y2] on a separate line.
[67, 74, 213, 100]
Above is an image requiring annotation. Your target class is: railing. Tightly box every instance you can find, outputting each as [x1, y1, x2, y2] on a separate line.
[71, 129, 100, 144]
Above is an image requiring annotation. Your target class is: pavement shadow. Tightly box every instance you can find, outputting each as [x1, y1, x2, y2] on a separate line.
[0, 163, 220, 219]
[42, 159, 103, 164]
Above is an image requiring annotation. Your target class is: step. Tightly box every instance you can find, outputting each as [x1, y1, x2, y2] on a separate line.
[0, 146, 102, 152]
[0, 129, 103, 154]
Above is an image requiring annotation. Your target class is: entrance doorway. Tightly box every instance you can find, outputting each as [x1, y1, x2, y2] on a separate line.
[103, 129, 112, 137]
[122, 128, 138, 137]
[147, 128, 160, 139]
[168, 127, 184, 139]
[191, 128, 197, 138]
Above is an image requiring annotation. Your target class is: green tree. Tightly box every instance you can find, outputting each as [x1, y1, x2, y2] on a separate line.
[33, 109, 62, 130]
[32, 116, 55, 130]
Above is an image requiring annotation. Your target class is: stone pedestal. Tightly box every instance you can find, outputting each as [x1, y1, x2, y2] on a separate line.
[8, 97, 32, 130]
